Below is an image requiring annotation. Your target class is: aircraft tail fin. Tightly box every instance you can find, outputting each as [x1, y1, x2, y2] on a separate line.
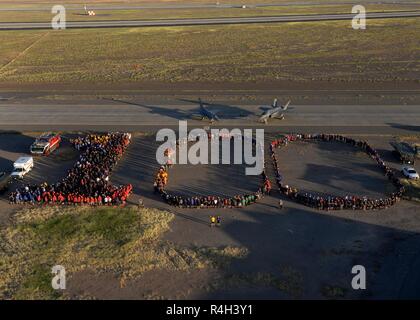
[272, 98, 278, 108]
[282, 100, 291, 111]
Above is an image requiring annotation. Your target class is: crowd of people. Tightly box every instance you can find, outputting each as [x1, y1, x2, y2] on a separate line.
[270, 133, 405, 211]
[154, 133, 270, 209]
[9, 133, 133, 206]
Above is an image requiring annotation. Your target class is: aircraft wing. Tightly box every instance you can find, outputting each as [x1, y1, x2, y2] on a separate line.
[191, 114, 205, 120]
[271, 110, 282, 118]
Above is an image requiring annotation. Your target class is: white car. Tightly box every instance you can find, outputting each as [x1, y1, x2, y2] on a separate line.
[402, 166, 419, 180]
[11, 156, 34, 179]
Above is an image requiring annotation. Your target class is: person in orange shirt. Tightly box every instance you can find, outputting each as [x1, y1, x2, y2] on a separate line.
[264, 179, 271, 195]
[161, 171, 168, 186]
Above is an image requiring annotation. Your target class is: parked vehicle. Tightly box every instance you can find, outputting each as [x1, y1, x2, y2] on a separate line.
[390, 141, 417, 164]
[402, 166, 419, 180]
[30, 132, 61, 155]
[11, 157, 34, 179]
[0, 171, 11, 192]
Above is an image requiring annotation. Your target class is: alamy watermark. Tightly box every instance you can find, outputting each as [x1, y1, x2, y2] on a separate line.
[51, 5, 66, 30]
[156, 121, 264, 176]
[352, 5, 366, 30]
[49, 4, 367, 31]
[51, 265, 66, 290]
[351, 265, 366, 290]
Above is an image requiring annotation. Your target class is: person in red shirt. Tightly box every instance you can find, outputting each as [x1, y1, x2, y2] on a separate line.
[264, 179, 272, 195]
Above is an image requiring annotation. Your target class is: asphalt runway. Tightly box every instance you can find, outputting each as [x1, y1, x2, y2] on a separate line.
[1, 1, 419, 11]
[0, 103, 419, 134]
[1, 11, 420, 30]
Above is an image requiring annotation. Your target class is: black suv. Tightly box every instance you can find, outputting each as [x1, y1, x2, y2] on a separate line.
[0, 171, 11, 193]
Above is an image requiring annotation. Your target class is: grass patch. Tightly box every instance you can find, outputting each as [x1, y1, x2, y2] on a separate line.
[401, 178, 420, 203]
[14, 264, 61, 300]
[209, 266, 304, 298]
[0, 206, 248, 299]
[321, 285, 347, 298]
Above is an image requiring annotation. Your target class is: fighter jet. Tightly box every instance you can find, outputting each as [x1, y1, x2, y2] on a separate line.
[0, 96, 14, 101]
[191, 98, 220, 123]
[258, 99, 291, 124]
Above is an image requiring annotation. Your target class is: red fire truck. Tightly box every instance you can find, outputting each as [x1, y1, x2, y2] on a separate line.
[30, 132, 61, 155]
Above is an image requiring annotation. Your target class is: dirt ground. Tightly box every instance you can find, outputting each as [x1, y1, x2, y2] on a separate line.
[1, 132, 420, 299]
[275, 140, 397, 198]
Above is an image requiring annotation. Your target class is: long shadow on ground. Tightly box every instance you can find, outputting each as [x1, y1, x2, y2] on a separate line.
[201, 205, 420, 299]
[112, 135, 420, 299]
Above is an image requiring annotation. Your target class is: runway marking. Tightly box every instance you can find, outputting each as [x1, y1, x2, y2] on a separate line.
[0, 31, 49, 75]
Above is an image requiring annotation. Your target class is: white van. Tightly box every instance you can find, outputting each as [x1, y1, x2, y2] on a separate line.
[11, 156, 34, 179]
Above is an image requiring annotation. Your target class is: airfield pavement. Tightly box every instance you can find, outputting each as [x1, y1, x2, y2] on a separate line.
[0, 101, 419, 134]
[2, 11, 420, 30]
[0, 132, 419, 299]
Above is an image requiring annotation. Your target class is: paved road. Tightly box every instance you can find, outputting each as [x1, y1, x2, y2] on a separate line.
[1, 11, 420, 30]
[0, 103, 419, 134]
[1, 2, 419, 11]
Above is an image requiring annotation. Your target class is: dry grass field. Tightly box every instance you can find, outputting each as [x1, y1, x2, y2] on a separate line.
[0, 18, 418, 86]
